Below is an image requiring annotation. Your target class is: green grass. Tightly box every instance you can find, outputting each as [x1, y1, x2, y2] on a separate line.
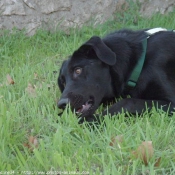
[1, 3, 175, 174]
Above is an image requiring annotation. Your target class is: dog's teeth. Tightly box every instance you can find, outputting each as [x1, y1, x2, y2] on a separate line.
[76, 103, 91, 115]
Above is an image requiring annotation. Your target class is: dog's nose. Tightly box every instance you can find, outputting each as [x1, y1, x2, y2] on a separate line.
[58, 98, 69, 109]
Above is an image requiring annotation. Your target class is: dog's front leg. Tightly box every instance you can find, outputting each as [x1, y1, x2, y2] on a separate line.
[103, 98, 173, 116]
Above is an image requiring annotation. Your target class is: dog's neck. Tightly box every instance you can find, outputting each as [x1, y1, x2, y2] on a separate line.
[107, 41, 145, 97]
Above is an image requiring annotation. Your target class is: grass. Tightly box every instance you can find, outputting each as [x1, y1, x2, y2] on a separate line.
[1, 2, 175, 174]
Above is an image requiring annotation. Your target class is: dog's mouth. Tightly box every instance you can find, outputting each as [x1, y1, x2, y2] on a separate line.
[75, 98, 94, 115]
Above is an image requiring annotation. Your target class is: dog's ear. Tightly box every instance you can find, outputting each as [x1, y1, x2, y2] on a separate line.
[58, 76, 64, 92]
[58, 61, 67, 92]
[78, 36, 116, 66]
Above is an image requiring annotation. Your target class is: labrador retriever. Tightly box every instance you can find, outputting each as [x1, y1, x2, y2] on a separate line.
[57, 28, 175, 122]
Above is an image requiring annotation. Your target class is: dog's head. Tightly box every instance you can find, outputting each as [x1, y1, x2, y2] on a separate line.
[58, 36, 116, 119]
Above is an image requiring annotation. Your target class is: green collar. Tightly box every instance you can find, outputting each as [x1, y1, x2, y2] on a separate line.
[127, 38, 147, 87]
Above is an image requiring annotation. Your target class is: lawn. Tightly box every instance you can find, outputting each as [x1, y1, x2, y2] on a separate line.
[1, 3, 175, 175]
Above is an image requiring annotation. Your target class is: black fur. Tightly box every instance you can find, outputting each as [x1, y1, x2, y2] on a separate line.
[58, 29, 175, 122]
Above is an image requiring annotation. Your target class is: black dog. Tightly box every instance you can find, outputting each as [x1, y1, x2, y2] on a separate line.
[58, 28, 175, 122]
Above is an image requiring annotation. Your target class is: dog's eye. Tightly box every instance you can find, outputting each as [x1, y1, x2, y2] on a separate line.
[74, 67, 82, 75]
